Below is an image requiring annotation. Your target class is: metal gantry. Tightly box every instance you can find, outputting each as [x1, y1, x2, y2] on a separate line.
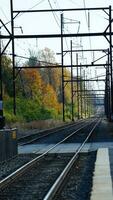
[0, 1, 113, 122]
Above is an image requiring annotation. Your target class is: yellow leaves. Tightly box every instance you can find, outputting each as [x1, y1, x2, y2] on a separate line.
[64, 69, 71, 104]
[23, 69, 43, 99]
[24, 69, 42, 86]
[42, 84, 61, 113]
[22, 69, 61, 114]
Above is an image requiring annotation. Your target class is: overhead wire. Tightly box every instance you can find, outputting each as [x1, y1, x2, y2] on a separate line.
[67, 0, 81, 7]
[53, 0, 61, 13]
[1, 0, 46, 27]
[82, 0, 95, 94]
[3, 52, 58, 66]
[54, 1, 82, 65]
[47, 0, 60, 28]
[29, 0, 46, 10]
[48, 0, 70, 52]
[83, 0, 92, 60]
[51, 0, 82, 61]
[0, 7, 9, 21]
[1, 0, 47, 60]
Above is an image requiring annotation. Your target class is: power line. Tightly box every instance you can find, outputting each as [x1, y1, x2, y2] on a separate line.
[67, 0, 81, 7]
[30, 0, 46, 10]
[1, 0, 46, 27]
[48, 0, 70, 53]
[53, 0, 61, 11]
[83, 0, 92, 59]
[3, 52, 59, 66]
[47, 0, 60, 28]
[0, 7, 9, 21]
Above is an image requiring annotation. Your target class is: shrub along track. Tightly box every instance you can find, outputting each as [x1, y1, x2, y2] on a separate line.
[18, 119, 88, 145]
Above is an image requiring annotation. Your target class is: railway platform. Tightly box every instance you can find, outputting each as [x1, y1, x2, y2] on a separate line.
[90, 148, 113, 200]
[18, 145, 113, 199]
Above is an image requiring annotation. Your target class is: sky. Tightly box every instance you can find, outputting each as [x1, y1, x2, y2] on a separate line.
[1, 0, 113, 93]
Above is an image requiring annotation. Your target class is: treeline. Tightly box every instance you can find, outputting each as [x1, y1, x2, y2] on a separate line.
[2, 47, 94, 123]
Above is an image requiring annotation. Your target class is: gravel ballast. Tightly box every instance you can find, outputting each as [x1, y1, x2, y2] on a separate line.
[0, 154, 37, 180]
[55, 152, 96, 200]
[0, 152, 96, 200]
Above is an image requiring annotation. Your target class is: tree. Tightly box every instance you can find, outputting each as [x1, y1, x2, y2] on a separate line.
[2, 55, 13, 97]
[22, 69, 43, 100]
[27, 49, 38, 67]
[42, 83, 61, 114]
[38, 47, 56, 85]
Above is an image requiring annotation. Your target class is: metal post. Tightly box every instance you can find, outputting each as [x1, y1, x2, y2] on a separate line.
[0, 29, 5, 128]
[109, 6, 113, 120]
[61, 13, 65, 121]
[105, 62, 107, 116]
[70, 40, 74, 121]
[106, 49, 110, 119]
[88, 82, 90, 118]
[108, 53, 111, 119]
[0, 29, 3, 117]
[86, 74, 88, 117]
[10, 0, 16, 115]
[83, 70, 86, 118]
[76, 53, 79, 119]
[80, 64, 82, 118]
[105, 64, 109, 117]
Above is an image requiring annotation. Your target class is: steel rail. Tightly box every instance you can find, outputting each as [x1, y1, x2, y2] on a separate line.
[0, 118, 97, 190]
[19, 118, 89, 145]
[18, 119, 83, 142]
[33, 118, 97, 154]
[43, 118, 101, 200]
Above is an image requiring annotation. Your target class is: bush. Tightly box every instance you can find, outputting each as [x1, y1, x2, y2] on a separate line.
[3, 97, 61, 123]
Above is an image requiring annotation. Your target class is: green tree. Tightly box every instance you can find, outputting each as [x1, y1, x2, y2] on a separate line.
[2, 55, 13, 97]
[27, 49, 38, 67]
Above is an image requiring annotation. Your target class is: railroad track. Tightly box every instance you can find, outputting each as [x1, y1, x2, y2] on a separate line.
[18, 119, 85, 145]
[0, 118, 101, 200]
[18, 118, 94, 145]
[43, 119, 100, 200]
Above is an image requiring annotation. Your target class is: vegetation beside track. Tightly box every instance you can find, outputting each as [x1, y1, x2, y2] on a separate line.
[2, 48, 94, 124]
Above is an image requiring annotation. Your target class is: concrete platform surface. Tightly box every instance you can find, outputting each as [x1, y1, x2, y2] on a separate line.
[18, 144, 113, 199]
[90, 148, 113, 200]
[18, 142, 113, 154]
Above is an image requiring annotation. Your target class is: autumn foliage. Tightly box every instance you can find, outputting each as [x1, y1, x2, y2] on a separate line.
[2, 50, 63, 122]
[2, 48, 93, 122]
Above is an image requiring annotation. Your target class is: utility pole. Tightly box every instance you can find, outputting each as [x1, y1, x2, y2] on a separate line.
[61, 13, 65, 121]
[0, 29, 3, 117]
[71, 40, 74, 121]
[86, 74, 89, 117]
[80, 64, 82, 118]
[107, 49, 110, 119]
[0, 29, 2, 115]
[83, 70, 86, 118]
[109, 6, 113, 120]
[10, 0, 16, 115]
[76, 53, 79, 119]
[0, 29, 5, 128]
